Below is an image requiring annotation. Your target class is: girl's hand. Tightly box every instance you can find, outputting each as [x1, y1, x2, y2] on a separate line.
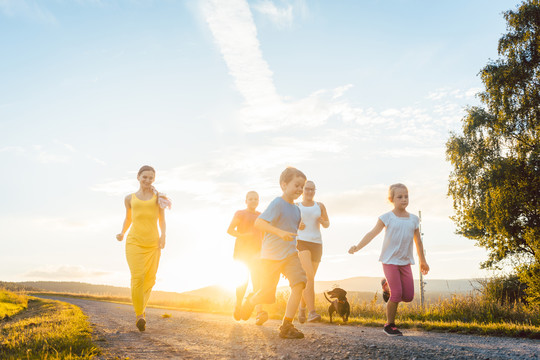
[420, 262, 430, 275]
[116, 233, 124, 241]
[279, 230, 297, 242]
[159, 235, 166, 249]
[299, 222, 305, 230]
[348, 245, 357, 254]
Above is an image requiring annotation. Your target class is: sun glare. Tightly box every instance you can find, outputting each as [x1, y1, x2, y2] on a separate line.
[216, 260, 250, 291]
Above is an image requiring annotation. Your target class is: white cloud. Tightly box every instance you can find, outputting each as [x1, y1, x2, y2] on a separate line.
[86, 154, 107, 165]
[33, 145, 71, 164]
[0, 0, 57, 24]
[251, 0, 293, 28]
[201, 0, 370, 132]
[23, 265, 110, 280]
[91, 178, 137, 196]
[0, 146, 25, 153]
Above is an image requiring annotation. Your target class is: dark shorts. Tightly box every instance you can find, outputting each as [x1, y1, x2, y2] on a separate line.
[297, 240, 323, 263]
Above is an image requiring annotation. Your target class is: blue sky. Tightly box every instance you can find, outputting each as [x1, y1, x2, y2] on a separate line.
[0, 0, 520, 292]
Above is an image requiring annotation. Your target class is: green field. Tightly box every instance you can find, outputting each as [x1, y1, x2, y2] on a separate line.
[0, 290, 99, 360]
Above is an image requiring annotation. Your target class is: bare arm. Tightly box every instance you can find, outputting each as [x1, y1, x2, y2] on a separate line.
[227, 215, 242, 238]
[318, 202, 330, 228]
[348, 219, 385, 254]
[413, 228, 429, 275]
[254, 218, 297, 242]
[116, 195, 132, 241]
[158, 207, 166, 249]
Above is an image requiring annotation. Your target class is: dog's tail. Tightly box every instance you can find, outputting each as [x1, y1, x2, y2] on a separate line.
[323, 292, 332, 303]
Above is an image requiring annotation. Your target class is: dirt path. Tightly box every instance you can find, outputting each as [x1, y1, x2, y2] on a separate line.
[38, 296, 538, 360]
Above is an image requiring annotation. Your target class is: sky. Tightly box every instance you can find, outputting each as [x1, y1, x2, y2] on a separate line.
[0, 0, 521, 293]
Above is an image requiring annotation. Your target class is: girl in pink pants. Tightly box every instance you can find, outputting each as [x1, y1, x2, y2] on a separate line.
[349, 183, 429, 336]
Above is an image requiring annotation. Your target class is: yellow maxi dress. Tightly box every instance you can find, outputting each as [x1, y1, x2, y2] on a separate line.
[126, 193, 161, 316]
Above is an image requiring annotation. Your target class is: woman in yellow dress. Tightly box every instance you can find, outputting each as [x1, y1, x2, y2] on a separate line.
[116, 165, 168, 331]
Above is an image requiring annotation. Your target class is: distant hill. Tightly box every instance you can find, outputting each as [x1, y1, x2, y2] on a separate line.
[4, 276, 477, 302]
[314, 277, 477, 294]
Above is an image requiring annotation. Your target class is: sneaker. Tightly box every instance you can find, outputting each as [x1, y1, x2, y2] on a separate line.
[307, 311, 321, 323]
[240, 295, 255, 321]
[255, 311, 269, 325]
[136, 318, 146, 332]
[383, 323, 403, 336]
[298, 307, 307, 324]
[381, 278, 390, 303]
[279, 321, 305, 339]
[233, 305, 242, 321]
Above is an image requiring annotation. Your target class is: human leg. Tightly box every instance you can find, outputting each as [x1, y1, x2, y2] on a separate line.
[279, 256, 306, 339]
[141, 248, 161, 312]
[382, 263, 403, 303]
[399, 265, 414, 302]
[382, 263, 404, 336]
[240, 259, 280, 320]
[126, 243, 147, 317]
[298, 250, 315, 310]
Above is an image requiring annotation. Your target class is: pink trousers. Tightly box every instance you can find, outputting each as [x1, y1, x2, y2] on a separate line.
[382, 263, 414, 303]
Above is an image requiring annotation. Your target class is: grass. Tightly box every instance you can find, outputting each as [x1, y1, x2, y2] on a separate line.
[0, 290, 28, 319]
[25, 288, 540, 339]
[313, 292, 540, 339]
[0, 290, 99, 360]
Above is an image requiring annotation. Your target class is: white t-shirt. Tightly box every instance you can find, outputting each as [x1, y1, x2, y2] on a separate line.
[378, 211, 419, 265]
[297, 202, 322, 244]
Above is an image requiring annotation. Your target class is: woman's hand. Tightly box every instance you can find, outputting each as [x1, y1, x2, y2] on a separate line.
[298, 221, 305, 230]
[159, 235, 166, 249]
[116, 233, 124, 241]
[348, 245, 357, 254]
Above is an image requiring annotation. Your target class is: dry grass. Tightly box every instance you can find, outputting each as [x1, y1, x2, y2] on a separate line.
[0, 291, 99, 359]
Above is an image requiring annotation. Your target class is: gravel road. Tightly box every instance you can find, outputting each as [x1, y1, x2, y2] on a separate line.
[38, 296, 539, 360]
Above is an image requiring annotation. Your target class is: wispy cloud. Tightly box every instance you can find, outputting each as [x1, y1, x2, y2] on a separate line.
[23, 265, 110, 280]
[201, 0, 472, 136]
[0, 146, 25, 153]
[427, 87, 481, 101]
[33, 145, 71, 164]
[0, 0, 57, 24]
[251, 0, 293, 28]
[201, 0, 369, 132]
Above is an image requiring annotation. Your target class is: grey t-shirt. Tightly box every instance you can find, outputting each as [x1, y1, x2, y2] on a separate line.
[259, 197, 302, 260]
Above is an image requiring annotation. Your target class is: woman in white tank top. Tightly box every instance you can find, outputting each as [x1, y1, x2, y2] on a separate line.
[296, 180, 330, 323]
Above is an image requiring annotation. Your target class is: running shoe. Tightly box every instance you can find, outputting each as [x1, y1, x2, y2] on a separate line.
[381, 278, 390, 303]
[298, 307, 307, 324]
[136, 318, 146, 332]
[307, 311, 321, 322]
[233, 305, 242, 321]
[279, 321, 305, 339]
[255, 311, 269, 325]
[383, 323, 403, 336]
[240, 294, 255, 321]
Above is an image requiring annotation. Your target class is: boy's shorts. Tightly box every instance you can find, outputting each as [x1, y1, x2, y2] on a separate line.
[257, 254, 307, 304]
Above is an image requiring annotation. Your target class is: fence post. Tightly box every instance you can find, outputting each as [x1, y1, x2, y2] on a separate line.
[419, 210, 426, 309]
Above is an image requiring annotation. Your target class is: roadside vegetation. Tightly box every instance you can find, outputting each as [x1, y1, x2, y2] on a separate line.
[22, 275, 540, 339]
[0, 289, 99, 360]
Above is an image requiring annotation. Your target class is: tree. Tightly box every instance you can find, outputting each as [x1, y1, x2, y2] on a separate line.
[446, 0, 540, 304]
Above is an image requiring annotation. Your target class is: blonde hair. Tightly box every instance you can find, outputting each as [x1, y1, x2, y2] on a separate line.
[388, 183, 408, 203]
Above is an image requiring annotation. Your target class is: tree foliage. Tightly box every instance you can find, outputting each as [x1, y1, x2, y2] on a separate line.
[446, 0, 540, 304]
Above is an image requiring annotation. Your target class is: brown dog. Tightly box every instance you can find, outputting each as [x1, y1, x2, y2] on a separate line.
[324, 287, 350, 323]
